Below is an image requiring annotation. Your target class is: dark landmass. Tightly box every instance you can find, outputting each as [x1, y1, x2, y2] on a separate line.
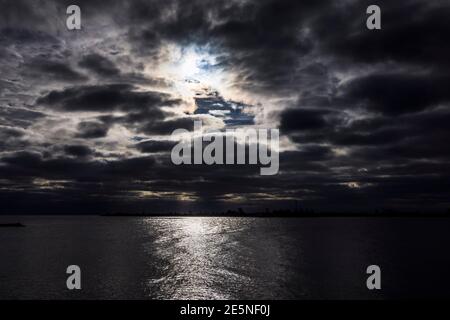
[0, 223, 25, 227]
[101, 208, 450, 218]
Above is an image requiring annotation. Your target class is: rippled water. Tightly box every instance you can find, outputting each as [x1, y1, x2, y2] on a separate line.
[1, 216, 449, 299]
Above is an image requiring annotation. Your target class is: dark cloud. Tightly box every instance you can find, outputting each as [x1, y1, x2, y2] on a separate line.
[341, 73, 450, 115]
[135, 140, 176, 153]
[0, 106, 45, 128]
[0, 126, 25, 138]
[63, 144, 93, 157]
[0, 151, 157, 183]
[0, 27, 57, 44]
[280, 109, 331, 133]
[280, 146, 334, 165]
[36, 84, 180, 112]
[330, 127, 406, 146]
[289, 107, 450, 152]
[76, 121, 110, 139]
[0, 125, 29, 150]
[140, 116, 200, 135]
[315, 1, 450, 70]
[25, 58, 88, 82]
[78, 53, 121, 77]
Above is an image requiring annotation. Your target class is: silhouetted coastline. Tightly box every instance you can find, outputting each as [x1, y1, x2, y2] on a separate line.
[101, 208, 450, 218]
[0, 223, 25, 227]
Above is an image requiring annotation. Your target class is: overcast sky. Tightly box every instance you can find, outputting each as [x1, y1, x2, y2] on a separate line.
[1, 0, 449, 214]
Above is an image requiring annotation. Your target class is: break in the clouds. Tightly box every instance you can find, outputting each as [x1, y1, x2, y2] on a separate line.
[0, 0, 449, 214]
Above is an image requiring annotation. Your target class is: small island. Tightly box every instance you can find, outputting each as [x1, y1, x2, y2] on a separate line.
[0, 223, 25, 227]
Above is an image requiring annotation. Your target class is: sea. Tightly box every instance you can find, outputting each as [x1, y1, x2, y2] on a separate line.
[1, 215, 449, 299]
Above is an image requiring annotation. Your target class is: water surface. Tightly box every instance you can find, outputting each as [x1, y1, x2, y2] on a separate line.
[0, 216, 449, 299]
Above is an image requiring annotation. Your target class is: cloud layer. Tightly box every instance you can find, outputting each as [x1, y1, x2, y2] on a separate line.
[1, 0, 449, 213]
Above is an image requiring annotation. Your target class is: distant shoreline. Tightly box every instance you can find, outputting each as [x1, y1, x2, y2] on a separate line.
[2, 213, 449, 218]
[100, 212, 450, 218]
[0, 223, 25, 227]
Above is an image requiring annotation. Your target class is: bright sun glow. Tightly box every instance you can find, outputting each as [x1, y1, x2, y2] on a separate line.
[157, 45, 233, 104]
[179, 51, 202, 78]
[162, 46, 217, 82]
